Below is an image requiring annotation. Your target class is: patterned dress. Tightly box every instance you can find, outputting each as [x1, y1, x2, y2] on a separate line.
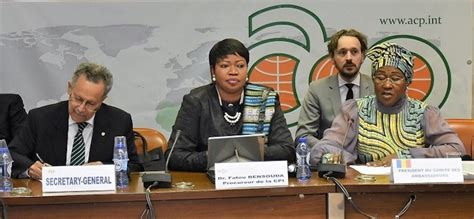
[356, 96, 426, 163]
[309, 95, 465, 165]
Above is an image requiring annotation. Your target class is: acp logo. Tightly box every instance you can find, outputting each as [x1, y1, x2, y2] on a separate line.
[247, 4, 451, 127]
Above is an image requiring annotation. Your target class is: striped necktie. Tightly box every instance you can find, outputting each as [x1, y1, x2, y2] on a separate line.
[71, 122, 88, 165]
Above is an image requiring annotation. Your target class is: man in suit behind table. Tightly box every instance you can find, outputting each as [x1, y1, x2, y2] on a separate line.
[9, 62, 140, 179]
[296, 29, 374, 146]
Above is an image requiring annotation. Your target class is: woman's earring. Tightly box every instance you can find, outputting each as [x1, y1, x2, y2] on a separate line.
[245, 76, 249, 82]
[212, 75, 216, 82]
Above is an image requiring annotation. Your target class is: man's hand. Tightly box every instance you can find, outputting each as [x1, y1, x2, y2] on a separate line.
[367, 153, 398, 167]
[83, 161, 103, 165]
[28, 161, 45, 180]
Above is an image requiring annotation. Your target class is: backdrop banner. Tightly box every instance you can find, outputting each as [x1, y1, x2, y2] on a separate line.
[1, 0, 471, 137]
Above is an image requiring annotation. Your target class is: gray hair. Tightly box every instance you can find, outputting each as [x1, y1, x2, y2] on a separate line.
[71, 62, 113, 97]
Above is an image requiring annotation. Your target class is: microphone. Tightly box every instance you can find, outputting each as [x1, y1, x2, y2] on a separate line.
[317, 118, 353, 178]
[461, 154, 472, 161]
[141, 130, 182, 188]
[165, 130, 181, 173]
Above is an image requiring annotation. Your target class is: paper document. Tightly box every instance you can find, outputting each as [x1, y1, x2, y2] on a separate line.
[350, 165, 391, 175]
[462, 161, 474, 179]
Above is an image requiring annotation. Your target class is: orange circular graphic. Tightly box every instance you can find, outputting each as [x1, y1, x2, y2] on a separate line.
[311, 56, 432, 101]
[311, 57, 338, 80]
[249, 55, 297, 111]
[408, 57, 432, 100]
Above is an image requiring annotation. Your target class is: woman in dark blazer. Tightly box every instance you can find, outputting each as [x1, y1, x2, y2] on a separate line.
[166, 39, 295, 172]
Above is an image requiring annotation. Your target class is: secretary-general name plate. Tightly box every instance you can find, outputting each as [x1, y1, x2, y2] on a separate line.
[42, 165, 116, 192]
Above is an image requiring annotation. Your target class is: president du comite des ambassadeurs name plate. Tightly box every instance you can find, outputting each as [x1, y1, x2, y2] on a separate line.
[42, 165, 116, 193]
[391, 158, 463, 184]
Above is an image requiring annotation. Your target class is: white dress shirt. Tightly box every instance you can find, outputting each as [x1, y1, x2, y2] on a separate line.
[338, 73, 361, 103]
[66, 115, 95, 165]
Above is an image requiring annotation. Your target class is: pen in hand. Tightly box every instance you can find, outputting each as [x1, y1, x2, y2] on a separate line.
[36, 153, 51, 167]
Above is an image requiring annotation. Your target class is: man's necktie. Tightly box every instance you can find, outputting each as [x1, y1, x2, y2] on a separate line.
[345, 83, 354, 100]
[71, 122, 87, 166]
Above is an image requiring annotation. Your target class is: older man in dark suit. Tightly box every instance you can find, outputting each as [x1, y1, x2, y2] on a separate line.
[9, 62, 140, 179]
[0, 94, 27, 144]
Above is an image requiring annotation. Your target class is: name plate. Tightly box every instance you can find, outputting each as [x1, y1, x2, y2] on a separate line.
[215, 161, 288, 190]
[42, 165, 116, 192]
[391, 158, 463, 184]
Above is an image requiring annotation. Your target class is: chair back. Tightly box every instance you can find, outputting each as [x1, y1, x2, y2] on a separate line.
[446, 119, 474, 157]
[133, 128, 168, 155]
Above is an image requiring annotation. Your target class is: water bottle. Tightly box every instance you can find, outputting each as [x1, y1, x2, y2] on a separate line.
[296, 137, 311, 182]
[113, 136, 129, 189]
[0, 139, 13, 192]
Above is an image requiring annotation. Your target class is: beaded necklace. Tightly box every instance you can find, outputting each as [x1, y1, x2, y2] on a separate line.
[216, 87, 244, 126]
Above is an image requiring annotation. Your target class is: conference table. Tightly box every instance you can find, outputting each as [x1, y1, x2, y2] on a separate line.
[339, 168, 474, 218]
[0, 168, 473, 218]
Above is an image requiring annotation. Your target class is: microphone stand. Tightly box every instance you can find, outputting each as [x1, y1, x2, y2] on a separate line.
[140, 130, 182, 219]
[317, 118, 353, 178]
[141, 130, 182, 188]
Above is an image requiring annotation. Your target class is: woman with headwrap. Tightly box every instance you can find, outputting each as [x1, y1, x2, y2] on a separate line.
[310, 42, 465, 166]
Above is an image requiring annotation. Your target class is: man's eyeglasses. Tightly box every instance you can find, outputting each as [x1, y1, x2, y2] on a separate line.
[373, 74, 405, 85]
[69, 93, 100, 112]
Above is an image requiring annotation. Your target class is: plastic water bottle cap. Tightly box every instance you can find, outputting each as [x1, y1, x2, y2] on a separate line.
[298, 136, 307, 144]
[114, 136, 127, 148]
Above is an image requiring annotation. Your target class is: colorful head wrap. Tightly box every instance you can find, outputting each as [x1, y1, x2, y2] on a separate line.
[366, 42, 414, 83]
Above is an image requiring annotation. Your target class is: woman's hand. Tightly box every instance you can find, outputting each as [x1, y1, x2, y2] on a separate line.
[367, 153, 398, 167]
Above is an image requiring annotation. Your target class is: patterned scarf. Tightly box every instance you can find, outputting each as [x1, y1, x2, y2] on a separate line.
[241, 84, 276, 135]
[366, 42, 414, 83]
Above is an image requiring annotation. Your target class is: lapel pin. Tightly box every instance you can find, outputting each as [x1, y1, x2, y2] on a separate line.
[101, 132, 106, 136]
